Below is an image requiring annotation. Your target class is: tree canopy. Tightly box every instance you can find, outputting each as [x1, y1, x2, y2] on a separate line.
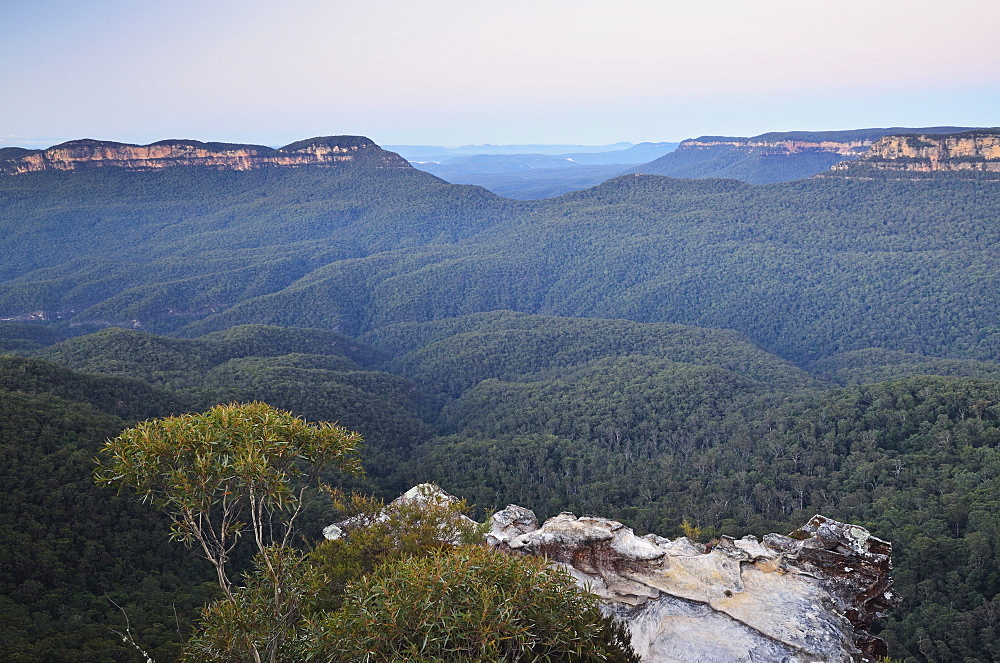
[95, 402, 363, 597]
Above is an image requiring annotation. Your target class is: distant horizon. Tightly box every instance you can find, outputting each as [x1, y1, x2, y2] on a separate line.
[2, 124, 993, 154]
[4, 1, 998, 149]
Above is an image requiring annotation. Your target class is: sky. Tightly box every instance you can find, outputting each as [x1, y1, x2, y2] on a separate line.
[2, 0, 998, 147]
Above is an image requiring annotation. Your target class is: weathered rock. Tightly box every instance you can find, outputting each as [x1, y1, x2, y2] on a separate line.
[323, 482, 479, 544]
[485, 503, 539, 548]
[828, 129, 1000, 176]
[338, 487, 895, 662]
[492, 509, 894, 663]
[677, 136, 874, 157]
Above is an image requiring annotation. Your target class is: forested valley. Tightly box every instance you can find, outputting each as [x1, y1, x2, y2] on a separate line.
[1, 143, 999, 661]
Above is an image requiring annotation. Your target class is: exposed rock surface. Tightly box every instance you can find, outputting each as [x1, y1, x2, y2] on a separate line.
[0, 136, 410, 175]
[323, 483, 479, 544]
[676, 137, 873, 157]
[324, 484, 895, 662]
[490, 507, 894, 663]
[828, 129, 1000, 176]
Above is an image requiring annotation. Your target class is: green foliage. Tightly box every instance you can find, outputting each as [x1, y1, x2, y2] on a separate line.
[309, 486, 486, 610]
[3, 163, 999, 364]
[0, 322, 63, 352]
[634, 142, 850, 183]
[0, 364, 216, 661]
[183, 486, 635, 663]
[182, 546, 325, 663]
[95, 402, 363, 597]
[38, 325, 430, 485]
[308, 545, 635, 662]
[36, 324, 380, 388]
[0, 354, 189, 420]
[368, 311, 820, 399]
[4, 155, 1000, 660]
[11, 305, 1000, 660]
[407, 376, 1000, 660]
[808, 348, 1000, 385]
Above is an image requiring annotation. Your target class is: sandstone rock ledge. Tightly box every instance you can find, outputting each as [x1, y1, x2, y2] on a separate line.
[489, 507, 894, 663]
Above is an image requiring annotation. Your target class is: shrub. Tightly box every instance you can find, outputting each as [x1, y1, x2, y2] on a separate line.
[307, 545, 637, 662]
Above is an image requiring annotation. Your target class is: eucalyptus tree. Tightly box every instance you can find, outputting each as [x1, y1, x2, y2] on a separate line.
[95, 401, 363, 663]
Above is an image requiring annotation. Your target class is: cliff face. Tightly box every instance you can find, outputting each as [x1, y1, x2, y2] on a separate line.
[490, 506, 894, 663]
[631, 132, 881, 184]
[829, 130, 1000, 175]
[678, 137, 872, 157]
[0, 136, 410, 175]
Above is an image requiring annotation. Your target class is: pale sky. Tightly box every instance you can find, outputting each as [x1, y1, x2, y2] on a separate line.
[2, 0, 998, 147]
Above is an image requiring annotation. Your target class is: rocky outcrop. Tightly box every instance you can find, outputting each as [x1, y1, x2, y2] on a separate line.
[490, 507, 894, 663]
[0, 136, 410, 175]
[324, 484, 896, 662]
[828, 130, 1000, 176]
[323, 483, 479, 544]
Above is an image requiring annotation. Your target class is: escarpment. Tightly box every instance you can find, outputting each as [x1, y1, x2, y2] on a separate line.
[827, 129, 1000, 176]
[0, 136, 410, 174]
[630, 126, 975, 183]
[677, 136, 873, 157]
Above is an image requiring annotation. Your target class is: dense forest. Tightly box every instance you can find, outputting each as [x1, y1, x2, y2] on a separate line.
[2, 143, 999, 661]
[2, 157, 998, 364]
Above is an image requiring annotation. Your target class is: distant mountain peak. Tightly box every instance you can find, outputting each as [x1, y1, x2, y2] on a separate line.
[0, 136, 409, 175]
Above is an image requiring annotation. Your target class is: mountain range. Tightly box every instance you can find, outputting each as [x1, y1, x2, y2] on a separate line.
[390, 127, 988, 197]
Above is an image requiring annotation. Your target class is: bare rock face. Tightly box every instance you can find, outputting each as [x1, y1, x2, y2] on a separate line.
[489, 507, 894, 663]
[0, 136, 410, 175]
[828, 129, 1000, 176]
[678, 137, 873, 157]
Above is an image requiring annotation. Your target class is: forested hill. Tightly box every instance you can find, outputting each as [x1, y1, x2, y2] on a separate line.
[1, 128, 999, 661]
[6, 317, 1000, 660]
[1, 149, 998, 367]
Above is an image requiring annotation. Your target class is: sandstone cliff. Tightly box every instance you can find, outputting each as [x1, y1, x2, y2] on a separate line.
[677, 136, 872, 157]
[828, 129, 1000, 176]
[0, 136, 410, 175]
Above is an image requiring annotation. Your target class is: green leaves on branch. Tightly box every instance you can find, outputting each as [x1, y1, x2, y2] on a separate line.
[94, 401, 363, 596]
[308, 545, 636, 663]
[182, 545, 324, 663]
[179, 489, 637, 663]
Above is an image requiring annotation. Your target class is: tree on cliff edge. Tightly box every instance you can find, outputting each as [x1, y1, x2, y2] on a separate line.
[95, 401, 363, 662]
